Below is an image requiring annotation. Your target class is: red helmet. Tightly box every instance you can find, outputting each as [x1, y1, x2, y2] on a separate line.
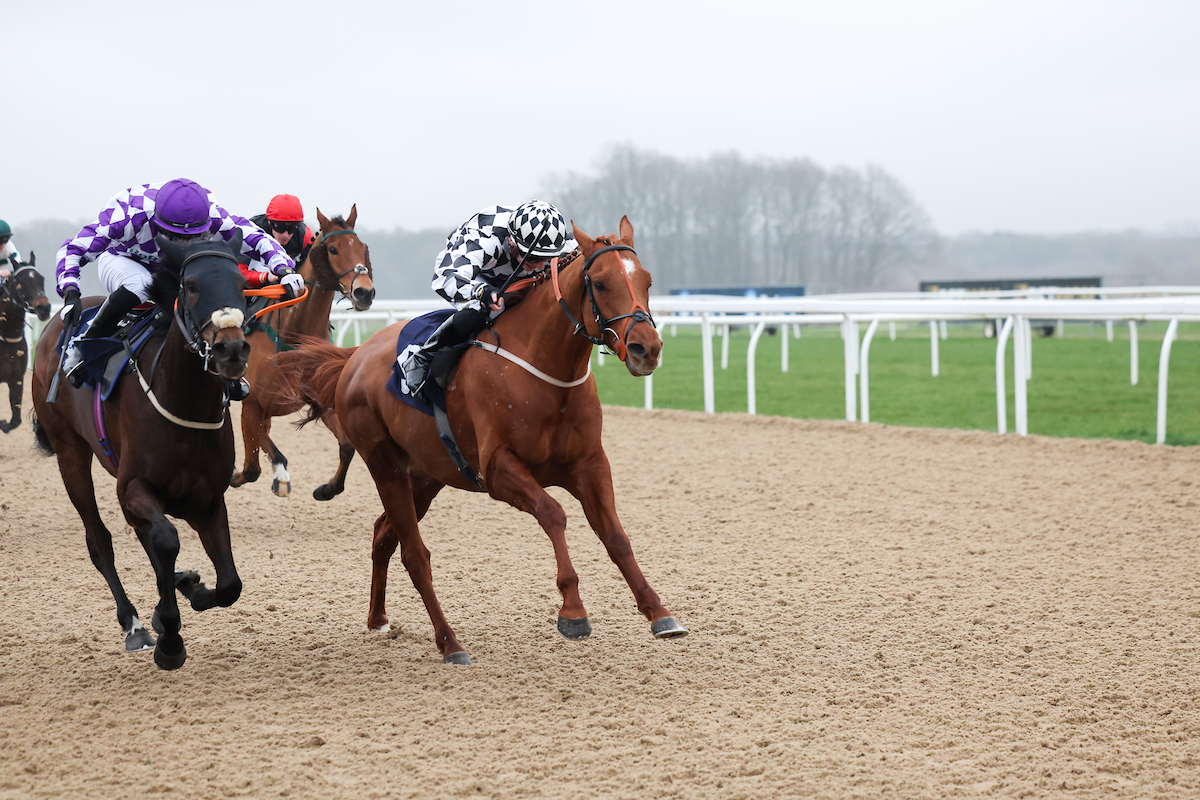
[265, 194, 304, 222]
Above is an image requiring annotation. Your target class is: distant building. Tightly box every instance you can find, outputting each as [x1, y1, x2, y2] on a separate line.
[669, 286, 805, 297]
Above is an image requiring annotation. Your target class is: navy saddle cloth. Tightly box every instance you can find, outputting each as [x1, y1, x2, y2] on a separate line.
[58, 306, 167, 400]
[386, 309, 465, 417]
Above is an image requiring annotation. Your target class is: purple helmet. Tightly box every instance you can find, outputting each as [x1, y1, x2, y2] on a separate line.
[153, 179, 212, 235]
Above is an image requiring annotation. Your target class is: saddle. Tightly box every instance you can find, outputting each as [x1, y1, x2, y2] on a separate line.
[59, 305, 168, 399]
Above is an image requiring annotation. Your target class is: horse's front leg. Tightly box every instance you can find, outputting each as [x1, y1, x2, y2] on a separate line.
[3, 374, 22, 432]
[119, 477, 188, 670]
[264, 435, 290, 498]
[487, 448, 591, 639]
[179, 498, 243, 612]
[231, 398, 265, 488]
[565, 451, 688, 640]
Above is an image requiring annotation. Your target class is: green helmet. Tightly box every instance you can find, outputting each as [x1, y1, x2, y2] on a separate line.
[0, 220, 10, 238]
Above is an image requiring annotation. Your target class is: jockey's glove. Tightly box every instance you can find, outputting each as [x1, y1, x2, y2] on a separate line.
[475, 284, 501, 310]
[281, 271, 305, 299]
[61, 288, 82, 330]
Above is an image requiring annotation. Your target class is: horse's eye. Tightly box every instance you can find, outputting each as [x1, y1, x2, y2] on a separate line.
[593, 281, 607, 292]
[329, 246, 339, 256]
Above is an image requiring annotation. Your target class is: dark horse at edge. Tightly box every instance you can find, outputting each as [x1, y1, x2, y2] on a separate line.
[0, 252, 51, 432]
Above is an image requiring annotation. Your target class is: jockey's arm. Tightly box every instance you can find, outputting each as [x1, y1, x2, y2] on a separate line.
[215, 206, 296, 279]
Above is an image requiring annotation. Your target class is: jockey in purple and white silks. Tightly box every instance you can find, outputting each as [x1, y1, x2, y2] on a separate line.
[56, 179, 306, 387]
[400, 200, 576, 393]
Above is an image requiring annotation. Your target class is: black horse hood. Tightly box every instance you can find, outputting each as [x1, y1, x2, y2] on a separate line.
[153, 232, 247, 327]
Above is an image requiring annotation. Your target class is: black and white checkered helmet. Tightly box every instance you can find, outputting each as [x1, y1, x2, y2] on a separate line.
[509, 200, 572, 258]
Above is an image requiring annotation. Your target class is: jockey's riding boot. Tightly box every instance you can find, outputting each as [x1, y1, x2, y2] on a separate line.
[65, 287, 140, 388]
[226, 378, 251, 402]
[400, 309, 486, 394]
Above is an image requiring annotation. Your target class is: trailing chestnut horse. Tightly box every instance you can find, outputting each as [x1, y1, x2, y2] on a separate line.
[278, 217, 687, 664]
[230, 207, 374, 497]
[0, 252, 51, 432]
[30, 234, 252, 670]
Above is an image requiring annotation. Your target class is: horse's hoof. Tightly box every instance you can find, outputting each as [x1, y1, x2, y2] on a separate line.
[443, 651, 472, 665]
[650, 617, 689, 639]
[312, 484, 337, 502]
[125, 627, 155, 652]
[0, 423, 9, 434]
[153, 642, 187, 671]
[6, 419, 19, 432]
[271, 478, 291, 498]
[557, 615, 592, 639]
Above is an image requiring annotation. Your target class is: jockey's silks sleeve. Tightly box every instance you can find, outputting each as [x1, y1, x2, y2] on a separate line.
[55, 183, 294, 296]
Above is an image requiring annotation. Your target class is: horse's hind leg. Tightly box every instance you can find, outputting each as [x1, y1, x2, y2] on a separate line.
[486, 448, 592, 639]
[365, 442, 467, 664]
[313, 412, 354, 502]
[51, 426, 154, 651]
[120, 478, 187, 670]
[2, 375, 22, 432]
[180, 499, 243, 612]
[566, 453, 687, 640]
[231, 398, 266, 488]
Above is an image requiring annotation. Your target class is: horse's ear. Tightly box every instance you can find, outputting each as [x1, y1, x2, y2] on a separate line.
[619, 215, 635, 246]
[226, 228, 244, 256]
[316, 207, 330, 229]
[571, 221, 595, 255]
[28, 251, 35, 266]
[156, 235, 185, 268]
[346, 204, 357, 229]
[7, 255, 16, 269]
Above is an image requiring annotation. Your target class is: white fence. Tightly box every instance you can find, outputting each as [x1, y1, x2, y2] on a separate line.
[25, 287, 1200, 445]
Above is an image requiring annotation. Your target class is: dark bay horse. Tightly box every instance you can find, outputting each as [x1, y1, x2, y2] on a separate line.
[1, 252, 51, 432]
[31, 234, 252, 670]
[231, 207, 375, 498]
[278, 217, 687, 664]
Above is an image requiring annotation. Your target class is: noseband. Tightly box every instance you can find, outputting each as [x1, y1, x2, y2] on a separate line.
[551, 244, 656, 361]
[320, 228, 370, 301]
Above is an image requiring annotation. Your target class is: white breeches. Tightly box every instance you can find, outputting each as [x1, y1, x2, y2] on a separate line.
[96, 252, 154, 301]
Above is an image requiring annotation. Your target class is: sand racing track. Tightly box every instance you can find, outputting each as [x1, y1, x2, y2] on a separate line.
[0, 378, 1197, 799]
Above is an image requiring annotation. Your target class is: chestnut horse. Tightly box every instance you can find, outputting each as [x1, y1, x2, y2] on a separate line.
[31, 234, 252, 670]
[230, 207, 375, 497]
[278, 217, 687, 664]
[0, 252, 51, 432]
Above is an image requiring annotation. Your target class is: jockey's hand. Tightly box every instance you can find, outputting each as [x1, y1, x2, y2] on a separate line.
[61, 288, 82, 330]
[280, 271, 305, 299]
[476, 285, 504, 315]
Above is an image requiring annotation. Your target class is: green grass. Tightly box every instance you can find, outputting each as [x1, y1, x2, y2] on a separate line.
[587, 321, 1200, 446]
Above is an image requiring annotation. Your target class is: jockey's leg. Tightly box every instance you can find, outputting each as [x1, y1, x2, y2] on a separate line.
[400, 307, 488, 392]
[65, 254, 152, 386]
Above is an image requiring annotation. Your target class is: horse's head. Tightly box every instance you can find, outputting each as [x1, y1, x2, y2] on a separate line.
[4, 253, 51, 321]
[154, 231, 251, 381]
[309, 206, 376, 311]
[571, 217, 661, 376]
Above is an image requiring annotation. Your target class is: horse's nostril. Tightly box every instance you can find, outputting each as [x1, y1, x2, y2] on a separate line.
[627, 342, 647, 360]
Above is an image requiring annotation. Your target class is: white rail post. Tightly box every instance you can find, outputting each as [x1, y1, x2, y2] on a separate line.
[644, 372, 654, 410]
[1156, 319, 1179, 445]
[1014, 315, 1028, 436]
[781, 320, 789, 373]
[701, 312, 715, 414]
[995, 317, 1014, 434]
[939, 320, 948, 340]
[720, 324, 730, 370]
[1106, 319, 1114, 343]
[930, 321, 940, 377]
[1128, 320, 1138, 385]
[1025, 317, 1033, 379]
[1056, 319, 1064, 338]
[747, 321, 767, 415]
[597, 347, 605, 366]
[843, 316, 858, 421]
[859, 319, 880, 423]
[888, 321, 896, 341]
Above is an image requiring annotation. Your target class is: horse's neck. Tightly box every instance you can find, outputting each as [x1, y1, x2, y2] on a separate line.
[149, 322, 225, 416]
[0, 298, 24, 337]
[491, 266, 594, 373]
[279, 256, 336, 336]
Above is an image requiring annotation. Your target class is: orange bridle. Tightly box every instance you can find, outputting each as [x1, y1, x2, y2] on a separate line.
[548, 243, 656, 361]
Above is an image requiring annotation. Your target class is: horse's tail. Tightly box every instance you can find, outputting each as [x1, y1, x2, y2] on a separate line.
[275, 335, 358, 428]
[30, 412, 53, 456]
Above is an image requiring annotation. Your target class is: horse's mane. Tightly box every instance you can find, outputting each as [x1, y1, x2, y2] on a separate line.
[305, 216, 372, 291]
[146, 261, 182, 312]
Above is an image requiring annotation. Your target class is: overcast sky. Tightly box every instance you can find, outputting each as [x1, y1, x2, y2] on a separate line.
[7, 1, 1199, 236]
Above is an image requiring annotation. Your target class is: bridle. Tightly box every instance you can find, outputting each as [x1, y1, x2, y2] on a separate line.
[173, 247, 242, 374]
[549, 242, 656, 361]
[319, 228, 370, 302]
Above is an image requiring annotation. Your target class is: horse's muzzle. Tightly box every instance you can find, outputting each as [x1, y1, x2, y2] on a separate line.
[624, 338, 662, 376]
[212, 335, 251, 380]
[32, 300, 51, 322]
[352, 286, 375, 311]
